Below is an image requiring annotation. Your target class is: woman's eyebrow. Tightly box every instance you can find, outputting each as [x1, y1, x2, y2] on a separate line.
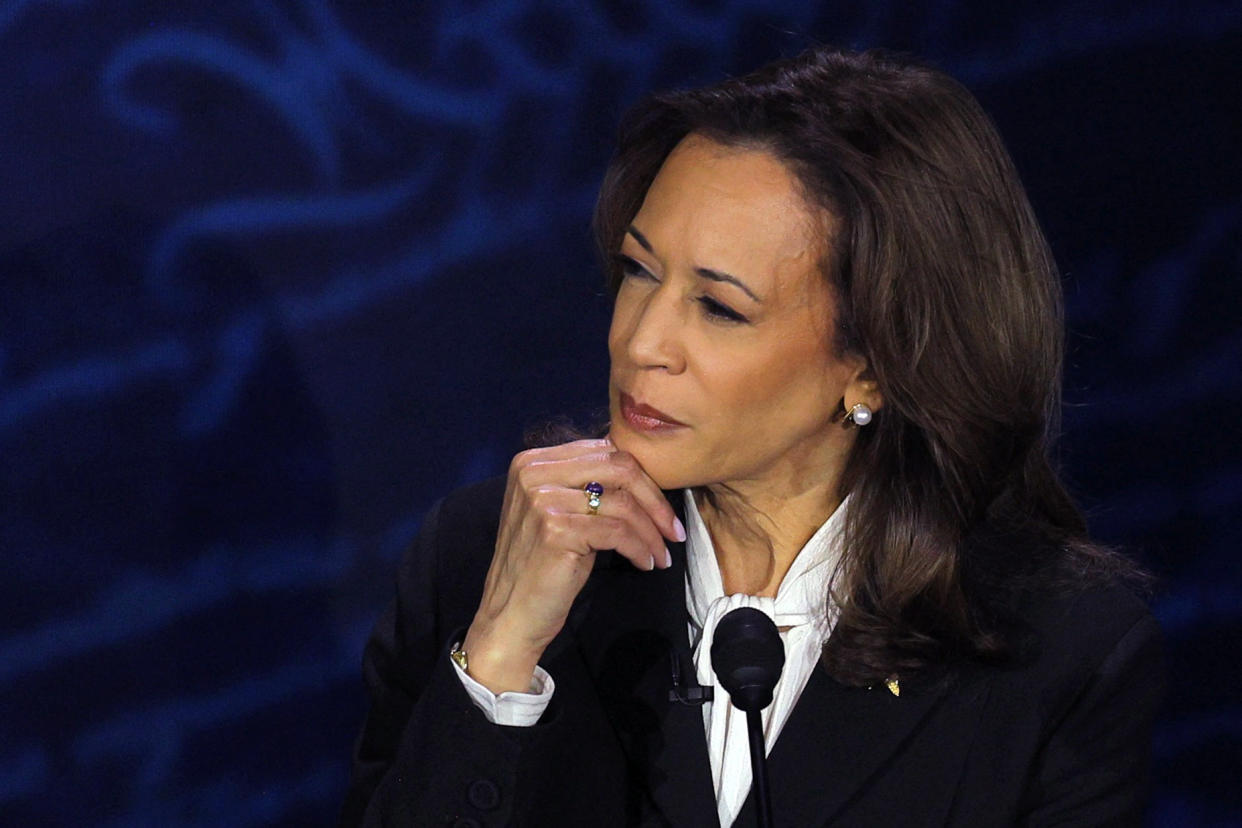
[694, 267, 761, 303]
[626, 224, 762, 303]
[626, 225, 656, 254]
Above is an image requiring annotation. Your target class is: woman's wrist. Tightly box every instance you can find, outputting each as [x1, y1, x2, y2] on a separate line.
[461, 623, 545, 695]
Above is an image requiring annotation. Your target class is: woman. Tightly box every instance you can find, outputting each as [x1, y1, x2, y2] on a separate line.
[341, 47, 1163, 827]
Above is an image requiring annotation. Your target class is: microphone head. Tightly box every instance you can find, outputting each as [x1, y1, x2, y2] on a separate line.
[710, 607, 785, 712]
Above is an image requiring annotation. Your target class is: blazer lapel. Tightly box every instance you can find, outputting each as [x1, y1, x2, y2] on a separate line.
[730, 667, 957, 827]
[575, 514, 720, 826]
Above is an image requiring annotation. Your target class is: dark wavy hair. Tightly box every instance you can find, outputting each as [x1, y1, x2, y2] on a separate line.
[592, 46, 1145, 687]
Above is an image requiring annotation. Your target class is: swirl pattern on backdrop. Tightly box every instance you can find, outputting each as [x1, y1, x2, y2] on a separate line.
[1, 0, 1239, 824]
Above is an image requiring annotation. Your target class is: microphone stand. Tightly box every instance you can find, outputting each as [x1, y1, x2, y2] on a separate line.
[746, 707, 773, 828]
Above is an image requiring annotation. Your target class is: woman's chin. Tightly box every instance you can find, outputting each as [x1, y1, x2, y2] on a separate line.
[608, 429, 694, 492]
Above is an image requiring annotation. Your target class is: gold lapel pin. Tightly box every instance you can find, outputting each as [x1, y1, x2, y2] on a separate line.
[884, 677, 900, 697]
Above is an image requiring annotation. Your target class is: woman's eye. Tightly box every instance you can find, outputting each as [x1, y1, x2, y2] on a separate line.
[614, 253, 655, 281]
[698, 296, 748, 324]
[613, 253, 747, 323]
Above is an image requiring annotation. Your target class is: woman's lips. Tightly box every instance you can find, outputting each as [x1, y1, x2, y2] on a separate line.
[619, 393, 688, 432]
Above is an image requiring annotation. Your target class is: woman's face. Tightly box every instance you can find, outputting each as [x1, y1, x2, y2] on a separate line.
[608, 134, 873, 494]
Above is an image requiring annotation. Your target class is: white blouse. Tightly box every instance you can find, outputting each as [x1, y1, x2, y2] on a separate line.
[683, 491, 845, 827]
[452, 491, 847, 827]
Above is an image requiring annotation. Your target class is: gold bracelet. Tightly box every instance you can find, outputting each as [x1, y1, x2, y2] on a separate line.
[449, 642, 468, 673]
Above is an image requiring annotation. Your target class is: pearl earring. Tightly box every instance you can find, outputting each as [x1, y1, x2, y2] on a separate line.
[846, 403, 873, 427]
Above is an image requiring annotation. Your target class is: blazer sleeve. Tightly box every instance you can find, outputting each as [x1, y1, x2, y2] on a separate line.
[339, 494, 567, 827]
[1017, 609, 1166, 827]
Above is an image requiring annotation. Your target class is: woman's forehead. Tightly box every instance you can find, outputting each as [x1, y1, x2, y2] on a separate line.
[632, 135, 830, 301]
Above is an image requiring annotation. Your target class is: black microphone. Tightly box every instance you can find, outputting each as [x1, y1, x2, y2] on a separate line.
[711, 607, 784, 828]
[668, 646, 714, 705]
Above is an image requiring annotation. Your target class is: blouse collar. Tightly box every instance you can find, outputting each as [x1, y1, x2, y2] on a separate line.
[683, 488, 849, 643]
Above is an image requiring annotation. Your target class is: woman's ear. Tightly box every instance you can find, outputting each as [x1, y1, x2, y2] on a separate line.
[833, 361, 883, 429]
[843, 361, 883, 415]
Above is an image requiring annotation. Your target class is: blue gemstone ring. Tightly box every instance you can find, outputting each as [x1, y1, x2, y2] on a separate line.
[584, 481, 604, 515]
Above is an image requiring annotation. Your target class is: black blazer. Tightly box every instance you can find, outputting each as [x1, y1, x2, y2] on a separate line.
[341, 476, 1164, 827]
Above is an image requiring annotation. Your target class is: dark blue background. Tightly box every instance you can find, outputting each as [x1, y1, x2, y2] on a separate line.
[2, 1, 1239, 825]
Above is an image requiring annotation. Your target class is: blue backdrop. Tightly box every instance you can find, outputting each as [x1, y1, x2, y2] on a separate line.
[2, 1, 1239, 825]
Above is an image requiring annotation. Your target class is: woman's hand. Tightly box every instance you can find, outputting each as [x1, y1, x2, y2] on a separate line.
[461, 438, 686, 694]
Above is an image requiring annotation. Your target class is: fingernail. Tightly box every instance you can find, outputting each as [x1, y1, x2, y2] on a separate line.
[672, 517, 687, 543]
[663, 546, 673, 569]
[648, 555, 656, 571]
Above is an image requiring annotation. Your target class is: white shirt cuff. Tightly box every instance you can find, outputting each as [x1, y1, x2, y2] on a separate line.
[450, 653, 555, 727]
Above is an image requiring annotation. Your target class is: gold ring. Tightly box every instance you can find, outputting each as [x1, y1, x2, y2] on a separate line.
[584, 481, 603, 515]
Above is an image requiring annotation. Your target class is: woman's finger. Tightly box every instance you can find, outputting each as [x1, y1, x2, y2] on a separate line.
[528, 485, 670, 569]
[593, 449, 685, 545]
[514, 450, 685, 545]
[550, 512, 666, 571]
[508, 438, 613, 470]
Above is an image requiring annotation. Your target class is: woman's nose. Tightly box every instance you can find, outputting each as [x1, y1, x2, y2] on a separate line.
[625, 288, 686, 373]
